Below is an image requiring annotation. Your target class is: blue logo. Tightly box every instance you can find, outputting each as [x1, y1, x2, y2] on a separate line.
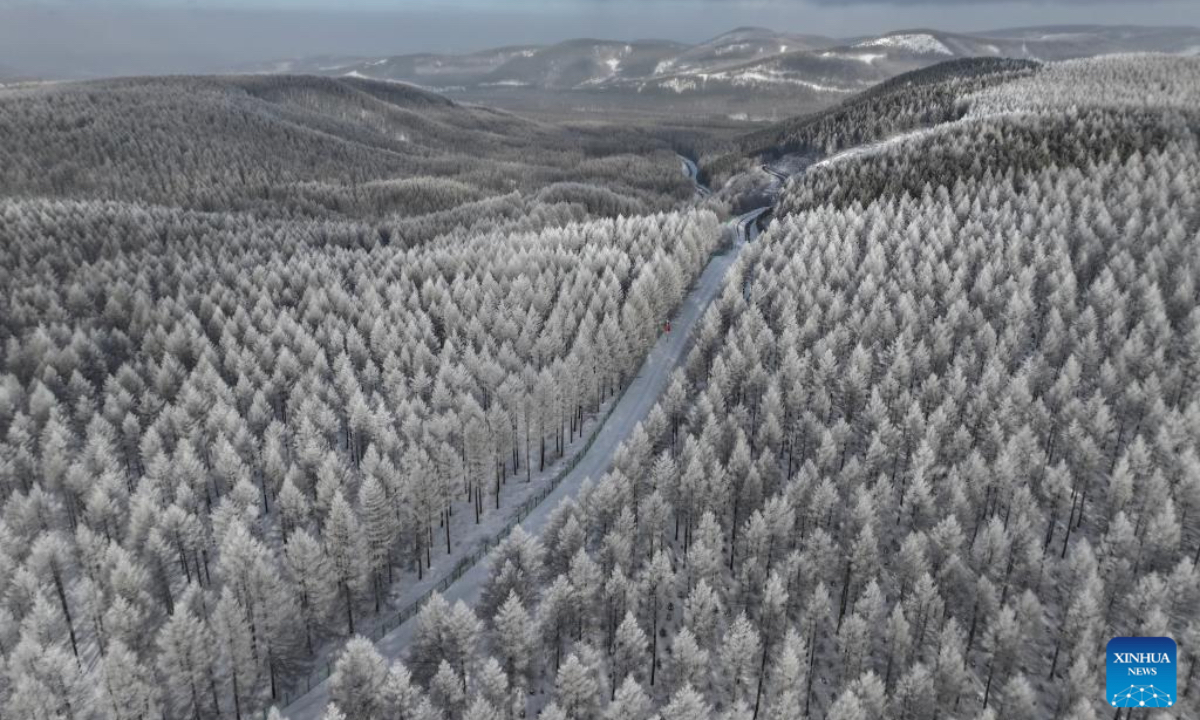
[1106, 637, 1177, 708]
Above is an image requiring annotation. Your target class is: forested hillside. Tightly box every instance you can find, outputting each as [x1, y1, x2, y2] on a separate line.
[0, 75, 692, 225]
[307, 54, 1200, 720]
[0, 67, 735, 720]
[0, 192, 721, 718]
[779, 56, 1199, 214]
[702, 57, 1039, 187]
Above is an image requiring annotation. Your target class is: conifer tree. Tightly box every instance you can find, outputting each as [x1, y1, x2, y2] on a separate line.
[324, 490, 368, 635]
[329, 636, 390, 720]
[556, 653, 600, 720]
[493, 591, 536, 686]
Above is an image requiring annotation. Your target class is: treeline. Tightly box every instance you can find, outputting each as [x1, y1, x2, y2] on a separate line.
[0, 194, 720, 719]
[316, 54, 1200, 720]
[779, 106, 1197, 216]
[969, 54, 1200, 115]
[386, 193, 591, 249]
[779, 55, 1200, 216]
[0, 75, 692, 224]
[702, 57, 1039, 187]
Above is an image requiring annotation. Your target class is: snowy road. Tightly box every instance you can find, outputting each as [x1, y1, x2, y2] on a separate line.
[282, 203, 768, 720]
[735, 205, 769, 242]
[761, 164, 789, 184]
[679, 154, 712, 197]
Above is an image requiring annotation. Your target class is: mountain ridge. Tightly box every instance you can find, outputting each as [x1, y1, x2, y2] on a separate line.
[240, 24, 1200, 91]
[236, 24, 1200, 119]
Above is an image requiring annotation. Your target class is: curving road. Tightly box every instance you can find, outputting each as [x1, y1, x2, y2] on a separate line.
[282, 167, 769, 720]
[761, 164, 790, 185]
[680, 154, 712, 198]
[735, 205, 770, 243]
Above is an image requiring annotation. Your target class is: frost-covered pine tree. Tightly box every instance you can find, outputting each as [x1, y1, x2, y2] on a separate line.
[430, 660, 465, 719]
[213, 588, 259, 719]
[359, 474, 397, 612]
[720, 612, 760, 709]
[96, 640, 161, 720]
[381, 661, 426, 718]
[556, 653, 600, 720]
[638, 550, 675, 686]
[539, 575, 574, 672]
[28, 532, 80, 660]
[481, 527, 545, 619]
[476, 656, 508, 713]
[321, 703, 348, 720]
[672, 627, 710, 693]
[605, 676, 652, 720]
[825, 689, 865, 720]
[763, 628, 806, 720]
[156, 604, 219, 720]
[612, 610, 648, 695]
[285, 528, 334, 655]
[463, 695, 501, 720]
[412, 593, 482, 689]
[660, 684, 712, 720]
[683, 578, 723, 653]
[493, 591, 536, 686]
[328, 636, 389, 720]
[324, 490, 368, 635]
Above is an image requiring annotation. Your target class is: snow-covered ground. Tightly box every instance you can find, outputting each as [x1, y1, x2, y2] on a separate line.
[798, 98, 1054, 184]
[716, 69, 857, 93]
[808, 111, 1022, 170]
[652, 59, 677, 76]
[819, 50, 886, 65]
[808, 130, 931, 169]
[647, 67, 856, 95]
[855, 32, 953, 56]
[656, 77, 700, 93]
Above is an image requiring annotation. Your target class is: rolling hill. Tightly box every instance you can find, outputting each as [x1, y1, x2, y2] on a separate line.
[0, 73, 693, 223]
[241, 24, 1200, 119]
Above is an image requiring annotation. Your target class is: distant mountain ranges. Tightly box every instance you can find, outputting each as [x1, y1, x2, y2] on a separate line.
[239, 25, 1200, 118]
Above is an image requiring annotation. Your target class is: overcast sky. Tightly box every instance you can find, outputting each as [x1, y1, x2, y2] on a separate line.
[1, 0, 1196, 77]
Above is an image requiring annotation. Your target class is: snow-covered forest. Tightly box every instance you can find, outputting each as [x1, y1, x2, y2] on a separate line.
[0, 75, 697, 226]
[702, 57, 1039, 187]
[0, 191, 723, 717]
[301, 55, 1200, 720]
[0, 71, 733, 720]
[1, 48, 1199, 720]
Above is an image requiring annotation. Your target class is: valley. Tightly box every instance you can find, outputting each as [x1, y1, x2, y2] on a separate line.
[0, 18, 1198, 720]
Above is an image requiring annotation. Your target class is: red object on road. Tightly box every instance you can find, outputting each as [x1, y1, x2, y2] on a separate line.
[665, 321, 671, 333]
